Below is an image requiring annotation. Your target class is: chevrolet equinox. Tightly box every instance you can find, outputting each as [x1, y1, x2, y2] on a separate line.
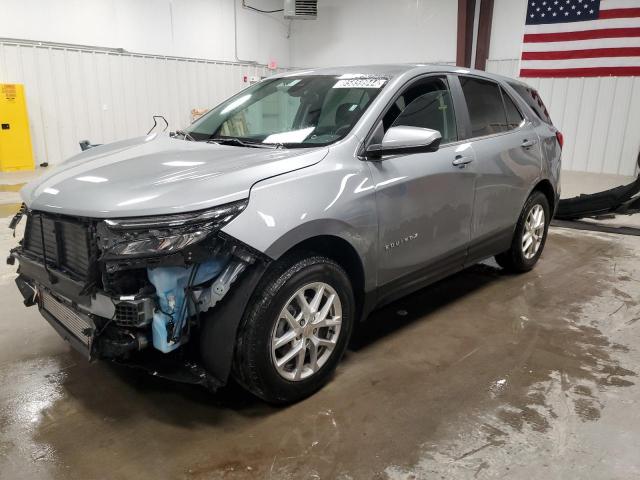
[9, 65, 561, 404]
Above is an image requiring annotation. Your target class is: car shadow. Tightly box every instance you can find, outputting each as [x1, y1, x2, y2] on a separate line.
[50, 260, 509, 427]
[349, 261, 505, 351]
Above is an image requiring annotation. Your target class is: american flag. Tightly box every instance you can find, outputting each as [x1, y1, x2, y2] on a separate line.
[520, 0, 640, 77]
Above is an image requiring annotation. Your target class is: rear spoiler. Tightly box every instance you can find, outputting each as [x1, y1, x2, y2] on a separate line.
[556, 153, 640, 221]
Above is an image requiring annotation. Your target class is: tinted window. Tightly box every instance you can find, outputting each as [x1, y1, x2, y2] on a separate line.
[460, 77, 509, 137]
[508, 82, 553, 124]
[383, 77, 457, 144]
[501, 88, 524, 130]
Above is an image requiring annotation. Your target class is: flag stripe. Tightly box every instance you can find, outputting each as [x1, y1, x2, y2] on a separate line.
[521, 0, 640, 78]
[522, 36, 640, 51]
[524, 27, 640, 42]
[519, 66, 640, 76]
[522, 46, 640, 59]
[521, 56, 640, 69]
[524, 17, 640, 34]
[599, 7, 640, 17]
[601, 0, 640, 9]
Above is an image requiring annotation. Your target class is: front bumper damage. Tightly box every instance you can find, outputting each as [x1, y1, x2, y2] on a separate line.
[8, 206, 265, 390]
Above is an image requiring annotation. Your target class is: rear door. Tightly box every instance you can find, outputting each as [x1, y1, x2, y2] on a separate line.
[457, 75, 542, 262]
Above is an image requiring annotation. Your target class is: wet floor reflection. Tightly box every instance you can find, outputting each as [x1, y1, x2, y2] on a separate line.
[0, 229, 639, 479]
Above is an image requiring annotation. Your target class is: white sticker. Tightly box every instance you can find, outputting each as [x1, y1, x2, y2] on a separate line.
[263, 127, 315, 144]
[333, 78, 388, 89]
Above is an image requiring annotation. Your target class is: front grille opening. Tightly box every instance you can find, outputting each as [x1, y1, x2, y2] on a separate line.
[23, 212, 94, 280]
[23, 215, 59, 263]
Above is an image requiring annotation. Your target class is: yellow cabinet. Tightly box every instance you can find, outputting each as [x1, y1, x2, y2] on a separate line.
[0, 83, 35, 171]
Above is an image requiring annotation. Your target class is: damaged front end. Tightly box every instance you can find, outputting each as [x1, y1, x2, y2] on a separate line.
[8, 200, 261, 388]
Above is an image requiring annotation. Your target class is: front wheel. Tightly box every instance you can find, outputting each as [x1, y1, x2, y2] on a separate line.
[233, 254, 354, 404]
[495, 190, 550, 273]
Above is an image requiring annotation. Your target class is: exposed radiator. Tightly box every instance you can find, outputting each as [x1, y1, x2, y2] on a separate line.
[41, 290, 94, 348]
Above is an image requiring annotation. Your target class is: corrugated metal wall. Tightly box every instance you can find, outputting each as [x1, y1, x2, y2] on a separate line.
[486, 59, 640, 177]
[2, 40, 637, 176]
[0, 39, 286, 166]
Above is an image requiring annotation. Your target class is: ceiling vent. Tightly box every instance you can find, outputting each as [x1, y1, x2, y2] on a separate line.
[284, 0, 317, 19]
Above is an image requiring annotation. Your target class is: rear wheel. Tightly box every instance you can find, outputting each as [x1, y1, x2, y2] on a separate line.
[495, 191, 550, 273]
[233, 254, 354, 404]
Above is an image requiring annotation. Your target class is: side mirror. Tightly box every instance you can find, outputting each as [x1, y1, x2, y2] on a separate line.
[365, 126, 442, 159]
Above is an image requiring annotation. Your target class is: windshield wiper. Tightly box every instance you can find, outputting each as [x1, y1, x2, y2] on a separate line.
[207, 137, 281, 149]
[173, 130, 196, 141]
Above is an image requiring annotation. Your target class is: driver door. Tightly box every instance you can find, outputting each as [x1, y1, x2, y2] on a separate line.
[367, 75, 476, 300]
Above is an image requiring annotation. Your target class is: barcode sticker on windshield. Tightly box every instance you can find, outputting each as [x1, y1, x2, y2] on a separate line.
[333, 78, 387, 89]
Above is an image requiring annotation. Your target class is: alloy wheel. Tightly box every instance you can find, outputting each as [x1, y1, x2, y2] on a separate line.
[270, 282, 342, 381]
[522, 204, 545, 260]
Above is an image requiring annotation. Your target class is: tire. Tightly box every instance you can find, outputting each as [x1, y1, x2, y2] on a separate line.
[233, 253, 354, 404]
[495, 190, 550, 273]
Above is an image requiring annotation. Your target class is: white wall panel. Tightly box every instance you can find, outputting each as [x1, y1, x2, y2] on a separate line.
[0, 40, 286, 166]
[0, 0, 290, 67]
[603, 76, 634, 175]
[621, 79, 640, 175]
[571, 78, 599, 172]
[486, 59, 640, 176]
[489, 0, 528, 60]
[484, 59, 521, 78]
[558, 77, 585, 173]
[290, 0, 457, 67]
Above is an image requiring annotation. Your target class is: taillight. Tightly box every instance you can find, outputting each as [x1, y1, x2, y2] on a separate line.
[555, 131, 564, 149]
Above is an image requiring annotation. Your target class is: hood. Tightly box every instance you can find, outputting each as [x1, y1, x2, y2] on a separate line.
[21, 134, 328, 217]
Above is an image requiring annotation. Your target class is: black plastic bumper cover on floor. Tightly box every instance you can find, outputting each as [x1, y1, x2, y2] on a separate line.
[556, 154, 640, 221]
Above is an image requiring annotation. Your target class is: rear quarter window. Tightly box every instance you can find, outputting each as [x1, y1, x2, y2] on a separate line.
[508, 82, 553, 125]
[501, 87, 525, 129]
[459, 76, 510, 137]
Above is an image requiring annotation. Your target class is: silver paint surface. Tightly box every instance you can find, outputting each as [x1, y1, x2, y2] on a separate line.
[20, 134, 328, 217]
[18, 64, 560, 294]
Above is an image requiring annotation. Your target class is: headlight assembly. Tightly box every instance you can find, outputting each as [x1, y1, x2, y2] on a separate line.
[105, 228, 212, 256]
[99, 200, 247, 258]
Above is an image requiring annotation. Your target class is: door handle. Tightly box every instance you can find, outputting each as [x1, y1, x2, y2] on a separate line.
[452, 155, 474, 167]
[521, 138, 538, 148]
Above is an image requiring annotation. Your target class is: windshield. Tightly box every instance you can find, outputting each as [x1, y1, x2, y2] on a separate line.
[185, 75, 387, 147]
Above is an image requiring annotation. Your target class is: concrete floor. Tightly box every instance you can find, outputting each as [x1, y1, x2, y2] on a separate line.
[1, 203, 640, 478]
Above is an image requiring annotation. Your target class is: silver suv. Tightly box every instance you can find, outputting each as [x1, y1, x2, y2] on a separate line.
[9, 65, 561, 403]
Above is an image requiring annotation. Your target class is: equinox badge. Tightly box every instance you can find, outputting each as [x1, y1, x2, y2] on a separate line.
[385, 233, 419, 251]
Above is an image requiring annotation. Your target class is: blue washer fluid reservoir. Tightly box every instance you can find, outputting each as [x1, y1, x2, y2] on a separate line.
[147, 258, 228, 353]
